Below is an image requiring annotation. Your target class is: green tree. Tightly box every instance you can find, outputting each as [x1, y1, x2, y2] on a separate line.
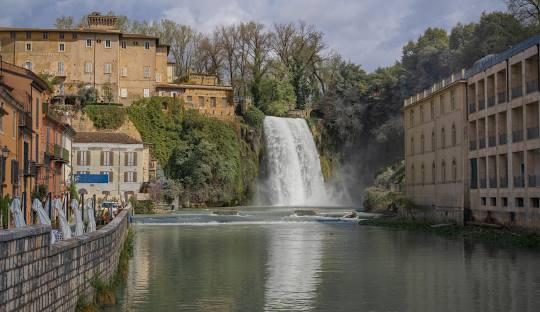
[102, 82, 114, 104]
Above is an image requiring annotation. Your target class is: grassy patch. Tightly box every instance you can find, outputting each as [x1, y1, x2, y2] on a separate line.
[359, 218, 540, 249]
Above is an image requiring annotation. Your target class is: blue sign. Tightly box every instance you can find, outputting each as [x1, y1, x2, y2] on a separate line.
[75, 174, 109, 184]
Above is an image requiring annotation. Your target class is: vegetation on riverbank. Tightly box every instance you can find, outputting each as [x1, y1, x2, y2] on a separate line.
[359, 218, 540, 249]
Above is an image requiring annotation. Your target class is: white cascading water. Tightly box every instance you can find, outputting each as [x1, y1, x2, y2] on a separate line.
[260, 116, 330, 206]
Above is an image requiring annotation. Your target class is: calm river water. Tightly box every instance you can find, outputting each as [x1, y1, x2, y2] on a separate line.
[112, 209, 540, 312]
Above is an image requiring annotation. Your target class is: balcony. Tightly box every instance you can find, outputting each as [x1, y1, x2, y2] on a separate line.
[499, 133, 507, 145]
[511, 85, 523, 99]
[514, 176, 525, 188]
[22, 161, 37, 177]
[62, 148, 70, 162]
[480, 178, 487, 188]
[489, 178, 497, 188]
[529, 175, 539, 187]
[513, 130, 524, 142]
[479, 138, 486, 149]
[500, 177, 508, 188]
[487, 96, 496, 107]
[469, 141, 477, 151]
[527, 127, 539, 140]
[497, 91, 507, 104]
[468, 102, 476, 113]
[478, 99, 485, 110]
[526, 80, 538, 94]
[488, 136, 496, 147]
[18, 112, 33, 132]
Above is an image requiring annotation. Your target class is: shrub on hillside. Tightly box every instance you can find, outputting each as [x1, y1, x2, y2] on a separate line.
[243, 106, 265, 130]
[85, 105, 126, 129]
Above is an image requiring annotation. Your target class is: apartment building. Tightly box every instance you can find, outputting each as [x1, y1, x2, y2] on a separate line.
[467, 35, 540, 228]
[72, 132, 149, 202]
[403, 71, 469, 223]
[156, 73, 235, 119]
[0, 13, 169, 106]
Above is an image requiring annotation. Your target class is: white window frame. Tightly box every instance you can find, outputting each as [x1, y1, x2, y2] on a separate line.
[143, 89, 150, 98]
[143, 66, 150, 78]
[25, 42, 32, 51]
[186, 96, 193, 105]
[105, 39, 111, 48]
[103, 151, 112, 166]
[121, 67, 128, 77]
[57, 61, 65, 76]
[86, 39, 92, 48]
[24, 61, 32, 71]
[58, 42, 65, 52]
[155, 72, 161, 82]
[144, 42, 150, 50]
[125, 171, 136, 183]
[84, 62, 92, 74]
[104, 63, 112, 74]
[120, 88, 128, 98]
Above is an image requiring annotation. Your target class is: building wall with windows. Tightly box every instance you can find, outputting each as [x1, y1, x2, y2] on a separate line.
[467, 42, 540, 229]
[403, 73, 468, 223]
[72, 132, 147, 202]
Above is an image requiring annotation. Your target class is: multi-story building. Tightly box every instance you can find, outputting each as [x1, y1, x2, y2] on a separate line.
[467, 34, 540, 228]
[156, 73, 235, 119]
[403, 71, 469, 223]
[0, 60, 49, 224]
[0, 13, 169, 106]
[72, 132, 149, 202]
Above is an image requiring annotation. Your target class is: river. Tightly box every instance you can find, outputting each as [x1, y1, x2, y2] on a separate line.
[112, 208, 540, 312]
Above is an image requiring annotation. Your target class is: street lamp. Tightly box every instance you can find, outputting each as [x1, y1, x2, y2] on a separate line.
[0, 145, 9, 197]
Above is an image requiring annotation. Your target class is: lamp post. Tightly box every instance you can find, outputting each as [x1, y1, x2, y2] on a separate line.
[0, 146, 10, 198]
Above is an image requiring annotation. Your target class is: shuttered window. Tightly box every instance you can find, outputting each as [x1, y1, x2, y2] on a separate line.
[124, 152, 137, 166]
[124, 171, 137, 182]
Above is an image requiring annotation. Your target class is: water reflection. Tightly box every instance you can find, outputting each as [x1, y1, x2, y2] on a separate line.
[115, 223, 540, 312]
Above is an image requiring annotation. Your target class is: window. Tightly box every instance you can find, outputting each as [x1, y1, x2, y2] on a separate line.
[133, 41, 139, 46]
[420, 105, 424, 122]
[410, 165, 415, 185]
[199, 96, 205, 108]
[84, 62, 92, 73]
[155, 73, 161, 82]
[120, 88, 128, 98]
[430, 100, 435, 120]
[35, 98, 39, 129]
[441, 160, 446, 183]
[46, 127, 50, 144]
[57, 61, 65, 76]
[42, 32, 48, 39]
[125, 152, 137, 166]
[222, 97, 228, 108]
[58, 43, 65, 52]
[143, 89, 150, 98]
[481, 197, 487, 206]
[421, 164, 425, 184]
[450, 90, 456, 111]
[104, 63, 112, 74]
[432, 162, 436, 183]
[77, 151, 90, 166]
[86, 39, 92, 47]
[531, 198, 540, 208]
[59, 32, 65, 40]
[72, 32, 77, 39]
[121, 67, 128, 77]
[441, 127, 446, 148]
[431, 131, 436, 151]
[25, 31, 31, 39]
[516, 197, 524, 208]
[124, 171, 137, 183]
[410, 109, 414, 127]
[452, 159, 457, 182]
[502, 197, 508, 207]
[121, 41, 127, 49]
[101, 151, 112, 166]
[440, 94, 445, 114]
[105, 39, 111, 48]
[12, 111, 16, 138]
[451, 124, 457, 146]
[210, 97, 217, 107]
[186, 96, 193, 106]
[490, 197, 497, 206]
[410, 137, 414, 155]
[24, 61, 32, 71]
[420, 134, 425, 153]
[144, 41, 150, 50]
[143, 66, 150, 78]
[25, 43, 32, 51]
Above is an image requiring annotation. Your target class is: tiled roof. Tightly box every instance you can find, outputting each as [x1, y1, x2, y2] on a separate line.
[74, 132, 142, 144]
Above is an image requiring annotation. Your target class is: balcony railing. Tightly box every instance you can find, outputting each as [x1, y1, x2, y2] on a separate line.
[497, 91, 507, 104]
[511, 85, 523, 99]
[45, 144, 55, 157]
[468, 102, 476, 113]
[527, 127, 539, 139]
[499, 133, 507, 145]
[54, 144, 62, 159]
[526, 80, 538, 94]
[469, 141, 477, 151]
[480, 178, 487, 188]
[487, 96, 496, 107]
[22, 161, 37, 177]
[489, 178, 497, 188]
[18, 112, 33, 131]
[514, 176, 525, 188]
[513, 129, 524, 142]
[529, 175, 539, 187]
[62, 148, 69, 162]
[500, 177, 508, 188]
[488, 136, 496, 147]
[478, 99, 485, 110]
[479, 138, 486, 149]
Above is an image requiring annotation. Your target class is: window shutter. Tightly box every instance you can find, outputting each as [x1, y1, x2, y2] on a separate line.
[77, 151, 81, 166]
[100, 151, 104, 166]
[133, 172, 137, 182]
[133, 152, 137, 166]
[86, 151, 91, 165]
[109, 171, 113, 183]
[124, 153, 128, 166]
[124, 172, 128, 182]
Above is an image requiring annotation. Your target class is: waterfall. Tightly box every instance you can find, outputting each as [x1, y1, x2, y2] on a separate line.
[258, 116, 330, 206]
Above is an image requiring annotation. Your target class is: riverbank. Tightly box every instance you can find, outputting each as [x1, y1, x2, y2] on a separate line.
[359, 217, 540, 249]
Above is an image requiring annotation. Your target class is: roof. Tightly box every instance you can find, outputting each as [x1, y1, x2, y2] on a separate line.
[156, 83, 233, 91]
[74, 132, 142, 144]
[0, 85, 24, 112]
[0, 27, 160, 41]
[1, 61, 49, 92]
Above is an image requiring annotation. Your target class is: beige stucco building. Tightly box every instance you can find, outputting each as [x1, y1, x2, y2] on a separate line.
[0, 13, 169, 106]
[467, 36, 540, 229]
[403, 71, 469, 223]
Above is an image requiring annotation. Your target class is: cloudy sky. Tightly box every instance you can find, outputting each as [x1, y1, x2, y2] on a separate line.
[1, 0, 505, 71]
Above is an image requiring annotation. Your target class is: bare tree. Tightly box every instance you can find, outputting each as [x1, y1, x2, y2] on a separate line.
[55, 16, 75, 29]
[218, 25, 239, 87]
[245, 22, 272, 106]
[507, 0, 540, 25]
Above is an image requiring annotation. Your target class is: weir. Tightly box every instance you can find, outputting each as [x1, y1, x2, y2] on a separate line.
[259, 116, 330, 206]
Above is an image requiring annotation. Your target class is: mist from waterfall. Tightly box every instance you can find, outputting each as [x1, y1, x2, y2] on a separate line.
[257, 116, 333, 206]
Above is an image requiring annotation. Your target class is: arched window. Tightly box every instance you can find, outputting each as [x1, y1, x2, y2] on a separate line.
[421, 163, 425, 185]
[432, 130, 436, 151]
[420, 134, 425, 153]
[441, 160, 446, 183]
[452, 159, 457, 182]
[432, 161, 436, 184]
[441, 127, 446, 148]
[410, 136, 415, 155]
[451, 124, 457, 146]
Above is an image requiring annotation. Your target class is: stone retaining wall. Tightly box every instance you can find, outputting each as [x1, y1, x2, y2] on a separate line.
[0, 209, 130, 312]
